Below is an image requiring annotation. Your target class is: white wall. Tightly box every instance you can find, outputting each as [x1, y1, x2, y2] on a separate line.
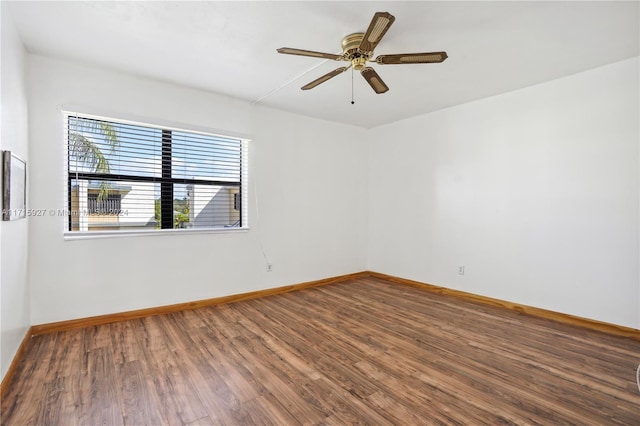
[368, 58, 639, 329]
[0, 5, 30, 379]
[27, 55, 368, 324]
[15, 41, 640, 353]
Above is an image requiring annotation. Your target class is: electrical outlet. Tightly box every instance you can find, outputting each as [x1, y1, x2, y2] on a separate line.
[457, 265, 465, 275]
[266, 263, 273, 272]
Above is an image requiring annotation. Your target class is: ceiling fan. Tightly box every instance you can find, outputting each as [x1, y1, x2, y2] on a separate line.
[277, 12, 448, 94]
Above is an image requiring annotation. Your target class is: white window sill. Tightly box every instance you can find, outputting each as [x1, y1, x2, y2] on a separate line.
[64, 226, 249, 241]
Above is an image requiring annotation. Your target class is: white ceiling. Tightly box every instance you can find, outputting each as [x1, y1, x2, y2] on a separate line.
[7, 1, 639, 129]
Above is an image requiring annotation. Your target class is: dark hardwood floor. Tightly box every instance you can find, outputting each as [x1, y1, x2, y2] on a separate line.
[2, 277, 639, 425]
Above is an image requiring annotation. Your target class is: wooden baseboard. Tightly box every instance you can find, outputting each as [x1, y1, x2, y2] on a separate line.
[368, 271, 640, 341]
[0, 326, 33, 399]
[4, 269, 638, 394]
[27, 270, 640, 340]
[31, 271, 369, 336]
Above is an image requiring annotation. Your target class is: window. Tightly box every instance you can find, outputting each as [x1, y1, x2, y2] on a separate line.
[65, 112, 247, 234]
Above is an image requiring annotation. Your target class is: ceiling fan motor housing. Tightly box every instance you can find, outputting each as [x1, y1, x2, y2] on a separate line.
[342, 33, 369, 70]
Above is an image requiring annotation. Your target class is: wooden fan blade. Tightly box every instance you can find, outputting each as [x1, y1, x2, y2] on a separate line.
[277, 47, 343, 61]
[359, 12, 395, 53]
[361, 67, 389, 94]
[375, 51, 448, 65]
[301, 67, 349, 90]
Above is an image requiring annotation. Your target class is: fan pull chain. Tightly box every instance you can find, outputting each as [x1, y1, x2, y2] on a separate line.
[351, 67, 355, 105]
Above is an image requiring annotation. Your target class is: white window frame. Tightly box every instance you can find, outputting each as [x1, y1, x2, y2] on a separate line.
[62, 110, 249, 240]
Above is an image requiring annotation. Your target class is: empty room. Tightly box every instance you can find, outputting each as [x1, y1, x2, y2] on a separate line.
[1, 1, 639, 424]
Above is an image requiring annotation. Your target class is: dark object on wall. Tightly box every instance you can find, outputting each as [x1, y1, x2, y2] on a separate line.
[2, 151, 26, 221]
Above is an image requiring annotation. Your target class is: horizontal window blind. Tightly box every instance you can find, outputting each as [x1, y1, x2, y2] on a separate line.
[64, 112, 247, 233]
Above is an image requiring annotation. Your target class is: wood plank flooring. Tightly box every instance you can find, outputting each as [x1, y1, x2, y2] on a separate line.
[2, 277, 639, 425]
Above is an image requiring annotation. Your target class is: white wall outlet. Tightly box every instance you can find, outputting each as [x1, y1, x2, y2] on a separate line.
[266, 263, 273, 272]
[457, 265, 465, 275]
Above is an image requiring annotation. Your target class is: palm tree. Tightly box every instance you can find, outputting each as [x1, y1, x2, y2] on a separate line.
[69, 119, 118, 173]
[68, 118, 119, 201]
